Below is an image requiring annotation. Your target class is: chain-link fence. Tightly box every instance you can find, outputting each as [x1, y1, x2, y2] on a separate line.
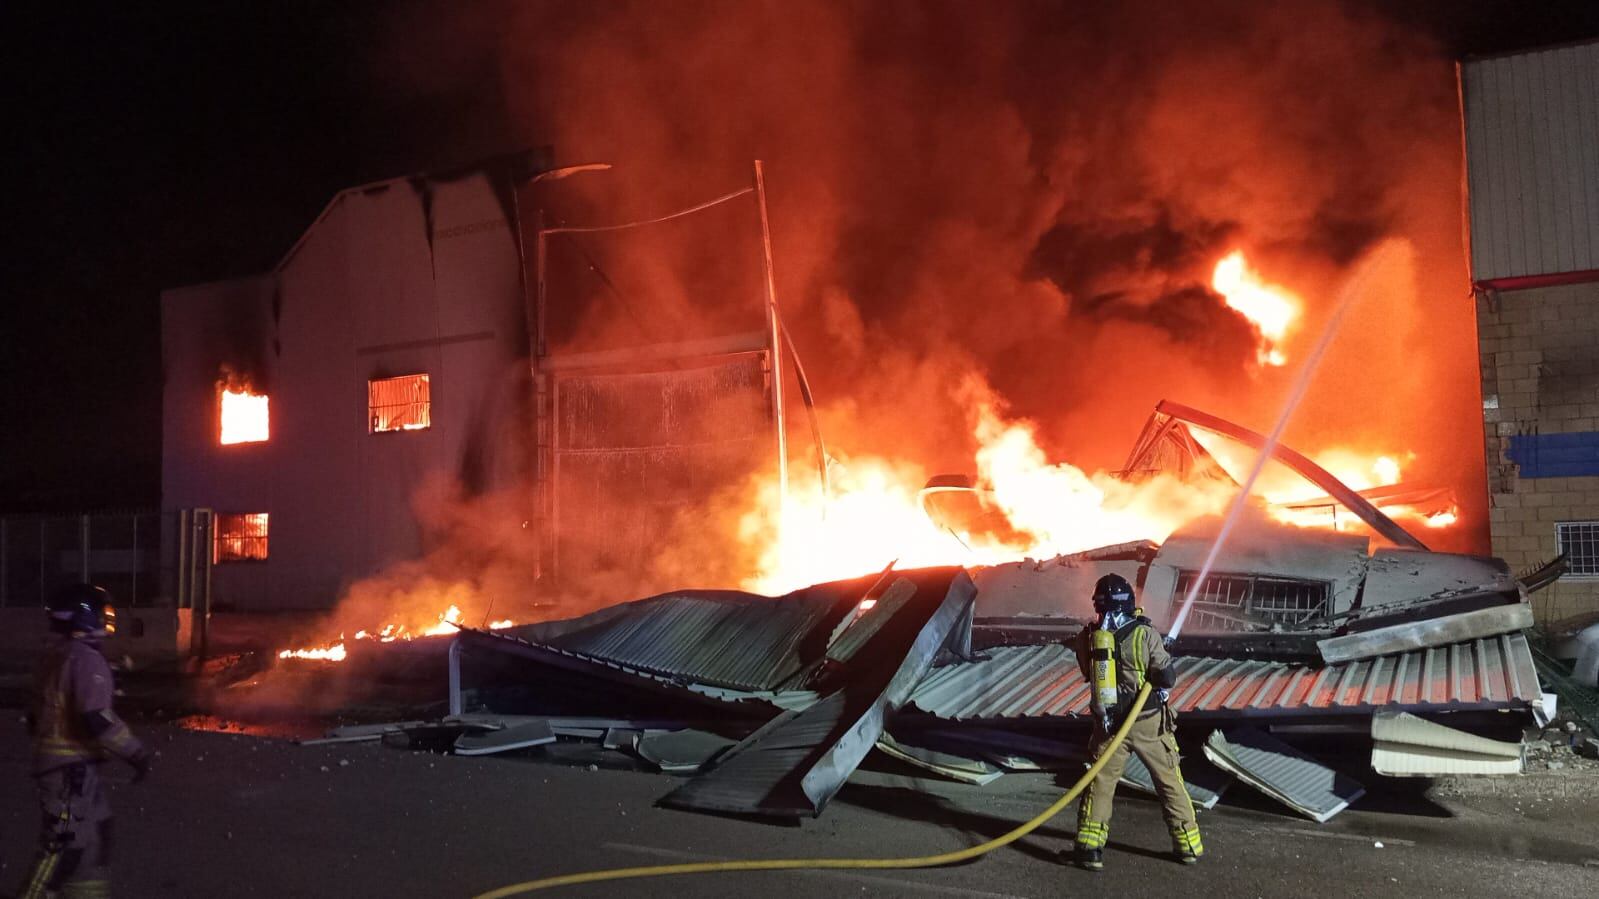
[0, 510, 178, 608]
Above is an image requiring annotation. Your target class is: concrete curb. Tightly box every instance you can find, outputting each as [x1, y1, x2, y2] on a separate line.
[1430, 771, 1599, 800]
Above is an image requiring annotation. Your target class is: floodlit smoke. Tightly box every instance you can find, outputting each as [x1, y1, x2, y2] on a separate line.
[294, 0, 1487, 649]
[497, 0, 1484, 551]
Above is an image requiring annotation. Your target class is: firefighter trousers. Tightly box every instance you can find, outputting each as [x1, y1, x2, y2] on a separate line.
[1075, 708, 1203, 857]
[19, 763, 112, 899]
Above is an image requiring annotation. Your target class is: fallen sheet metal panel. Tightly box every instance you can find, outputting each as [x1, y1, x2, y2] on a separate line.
[1319, 603, 1534, 663]
[876, 732, 1005, 785]
[1370, 711, 1523, 776]
[453, 626, 818, 715]
[908, 634, 1543, 721]
[507, 584, 852, 691]
[663, 568, 977, 817]
[454, 720, 558, 756]
[1204, 727, 1365, 822]
[1120, 753, 1231, 810]
[894, 725, 1085, 771]
[602, 728, 642, 751]
[827, 578, 919, 664]
[636, 730, 738, 773]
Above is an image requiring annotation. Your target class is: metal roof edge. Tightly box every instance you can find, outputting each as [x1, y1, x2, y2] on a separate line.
[1461, 34, 1599, 65]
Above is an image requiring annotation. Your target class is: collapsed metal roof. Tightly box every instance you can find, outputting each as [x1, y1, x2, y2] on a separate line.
[511, 587, 845, 691]
[906, 633, 1543, 722]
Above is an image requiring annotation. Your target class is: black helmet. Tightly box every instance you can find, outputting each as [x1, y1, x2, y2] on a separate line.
[47, 584, 116, 637]
[1091, 574, 1136, 616]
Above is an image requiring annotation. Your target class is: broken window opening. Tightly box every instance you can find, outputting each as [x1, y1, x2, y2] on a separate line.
[368, 374, 431, 433]
[1173, 570, 1330, 632]
[218, 386, 270, 445]
[1555, 521, 1599, 577]
[215, 513, 269, 562]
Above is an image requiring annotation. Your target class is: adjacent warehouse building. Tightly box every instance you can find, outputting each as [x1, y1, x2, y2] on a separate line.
[1462, 38, 1599, 625]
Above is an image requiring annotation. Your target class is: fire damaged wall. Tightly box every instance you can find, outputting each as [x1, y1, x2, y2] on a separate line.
[162, 171, 530, 610]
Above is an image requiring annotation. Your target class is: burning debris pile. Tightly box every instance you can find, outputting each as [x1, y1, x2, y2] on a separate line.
[289, 449, 1559, 824]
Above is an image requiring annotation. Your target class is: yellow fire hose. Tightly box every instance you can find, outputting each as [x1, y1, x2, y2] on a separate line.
[473, 683, 1151, 898]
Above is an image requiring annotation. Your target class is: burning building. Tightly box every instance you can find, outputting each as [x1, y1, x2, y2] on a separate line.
[1463, 38, 1599, 627]
[162, 152, 547, 610]
[161, 150, 794, 619]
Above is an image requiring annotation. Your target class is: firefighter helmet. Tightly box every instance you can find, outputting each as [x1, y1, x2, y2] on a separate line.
[1090, 574, 1136, 616]
[47, 583, 116, 637]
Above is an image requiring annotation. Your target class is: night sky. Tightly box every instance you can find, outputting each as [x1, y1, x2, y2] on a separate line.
[2, 1, 1595, 513]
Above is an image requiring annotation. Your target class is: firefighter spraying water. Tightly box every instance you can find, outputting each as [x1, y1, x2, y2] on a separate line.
[1072, 574, 1201, 870]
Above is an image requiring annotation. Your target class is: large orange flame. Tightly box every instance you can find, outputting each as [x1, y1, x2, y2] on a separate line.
[742, 395, 1238, 594]
[1211, 250, 1299, 366]
[275, 604, 514, 663]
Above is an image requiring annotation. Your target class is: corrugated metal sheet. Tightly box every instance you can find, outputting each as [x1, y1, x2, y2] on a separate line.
[663, 569, 977, 818]
[908, 633, 1542, 721]
[1204, 728, 1365, 823]
[524, 588, 847, 692]
[1462, 40, 1599, 281]
[663, 691, 855, 817]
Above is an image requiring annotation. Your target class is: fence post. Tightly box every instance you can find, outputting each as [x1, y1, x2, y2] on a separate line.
[176, 510, 190, 611]
[80, 514, 91, 583]
[130, 514, 139, 608]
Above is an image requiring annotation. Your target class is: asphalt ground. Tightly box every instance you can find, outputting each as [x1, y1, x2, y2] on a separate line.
[2, 717, 1597, 898]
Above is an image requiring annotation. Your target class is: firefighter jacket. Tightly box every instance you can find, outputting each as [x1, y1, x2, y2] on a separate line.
[1073, 618, 1177, 722]
[28, 635, 145, 775]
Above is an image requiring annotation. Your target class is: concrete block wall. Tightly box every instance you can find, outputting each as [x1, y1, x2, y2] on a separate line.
[1478, 281, 1599, 626]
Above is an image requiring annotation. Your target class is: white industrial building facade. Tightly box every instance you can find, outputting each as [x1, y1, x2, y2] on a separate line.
[162, 161, 537, 609]
[1462, 39, 1599, 625]
[162, 152, 787, 611]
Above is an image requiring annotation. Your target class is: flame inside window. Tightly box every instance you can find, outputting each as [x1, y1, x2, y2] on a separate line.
[219, 387, 270, 444]
[215, 512, 269, 562]
[369, 374, 431, 433]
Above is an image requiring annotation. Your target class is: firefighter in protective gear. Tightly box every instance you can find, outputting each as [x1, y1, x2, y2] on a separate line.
[19, 584, 151, 899]
[1069, 574, 1202, 871]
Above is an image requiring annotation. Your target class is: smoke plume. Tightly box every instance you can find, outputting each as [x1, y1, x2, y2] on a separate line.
[497, 0, 1483, 542]
[307, 0, 1487, 640]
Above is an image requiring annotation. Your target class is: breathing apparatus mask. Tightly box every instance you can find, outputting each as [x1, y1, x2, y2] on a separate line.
[1089, 575, 1138, 731]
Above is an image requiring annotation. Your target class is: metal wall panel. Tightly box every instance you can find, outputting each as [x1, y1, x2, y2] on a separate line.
[551, 353, 770, 587]
[1462, 41, 1599, 282]
[908, 633, 1542, 721]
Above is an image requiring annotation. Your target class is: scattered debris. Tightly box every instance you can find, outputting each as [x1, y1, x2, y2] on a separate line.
[1203, 727, 1366, 822]
[454, 720, 558, 756]
[635, 730, 737, 773]
[875, 732, 1005, 785]
[662, 569, 977, 817]
[1370, 711, 1522, 776]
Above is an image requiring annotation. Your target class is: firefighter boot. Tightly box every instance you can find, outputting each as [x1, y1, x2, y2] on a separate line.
[1075, 846, 1104, 871]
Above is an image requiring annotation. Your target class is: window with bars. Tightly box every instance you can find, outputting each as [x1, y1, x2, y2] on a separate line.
[368, 374, 431, 433]
[215, 513, 269, 562]
[1173, 570, 1330, 632]
[1556, 522, 1599, 576]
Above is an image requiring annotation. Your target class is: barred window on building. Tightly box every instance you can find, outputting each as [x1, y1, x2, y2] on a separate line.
[1555, 522, 1599, 577]
[215, 513, 269, 562]
[368, 374, 431, 433]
